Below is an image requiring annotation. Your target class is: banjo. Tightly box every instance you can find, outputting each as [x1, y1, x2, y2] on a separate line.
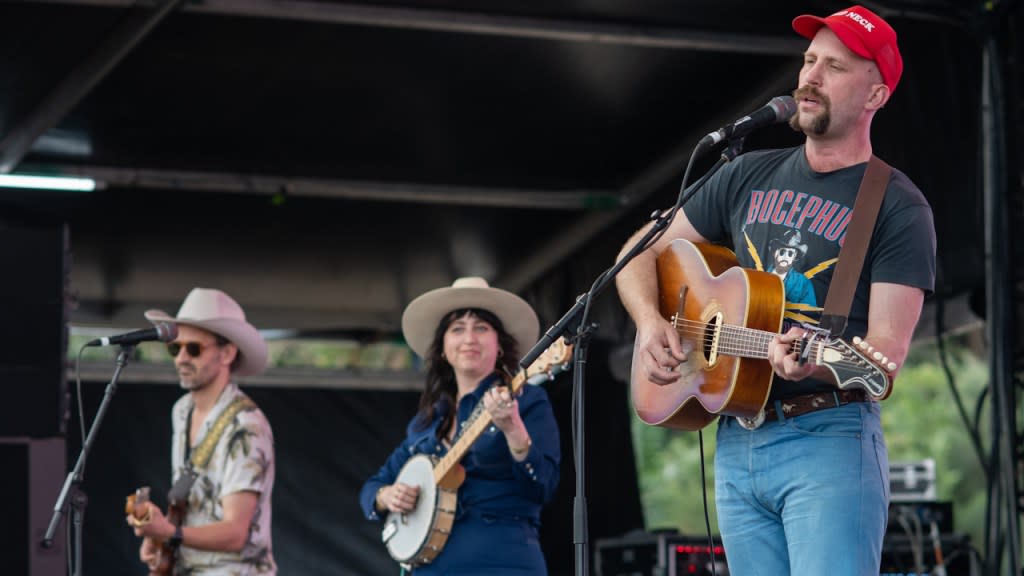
[381, 337, 573, 568]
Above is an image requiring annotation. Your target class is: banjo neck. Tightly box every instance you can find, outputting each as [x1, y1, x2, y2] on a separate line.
[433, 375, 526, 487]
[432, 337, 572, 486]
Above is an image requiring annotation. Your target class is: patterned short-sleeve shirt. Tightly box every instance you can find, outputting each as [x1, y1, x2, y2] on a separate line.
[171, 383, 276, 575]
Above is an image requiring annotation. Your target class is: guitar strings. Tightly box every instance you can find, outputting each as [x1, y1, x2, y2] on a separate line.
[668, 317, 878, 371]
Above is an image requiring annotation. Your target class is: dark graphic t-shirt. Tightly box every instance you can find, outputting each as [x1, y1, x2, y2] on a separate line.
[683, 146, 936, 399]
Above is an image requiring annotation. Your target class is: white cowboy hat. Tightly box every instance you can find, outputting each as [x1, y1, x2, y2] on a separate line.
[401, 277, 539, 359]
[144, 287, 268, 377]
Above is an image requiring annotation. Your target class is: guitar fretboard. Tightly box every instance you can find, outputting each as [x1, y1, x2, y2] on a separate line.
[679, 320, 815, 361]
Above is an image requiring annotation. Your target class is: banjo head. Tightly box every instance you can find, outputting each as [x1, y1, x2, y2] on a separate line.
[384, 454, 439, 563]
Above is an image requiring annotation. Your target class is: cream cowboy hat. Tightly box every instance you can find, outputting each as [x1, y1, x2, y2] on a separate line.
[401, 277, 539, 359]
[144, 287, 268, 377]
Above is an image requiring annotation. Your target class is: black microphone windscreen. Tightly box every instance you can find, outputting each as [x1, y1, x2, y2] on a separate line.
[769, 95, 797, 122]
[155, 322, 178, 342]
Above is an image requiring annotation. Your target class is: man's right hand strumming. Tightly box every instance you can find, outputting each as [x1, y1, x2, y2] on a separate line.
[634, 315, 688, 386]
[614, 204, 705, 388]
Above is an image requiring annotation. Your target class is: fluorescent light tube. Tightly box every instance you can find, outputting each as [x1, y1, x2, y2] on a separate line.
[0, 174, 96, 192]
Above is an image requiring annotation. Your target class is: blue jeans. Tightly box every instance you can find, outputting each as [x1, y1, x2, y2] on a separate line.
[714, 400, 889, 576]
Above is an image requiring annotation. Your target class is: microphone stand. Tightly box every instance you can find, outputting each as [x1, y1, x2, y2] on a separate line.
[42, 343, 136, 576]
[517, 138, 748, 576]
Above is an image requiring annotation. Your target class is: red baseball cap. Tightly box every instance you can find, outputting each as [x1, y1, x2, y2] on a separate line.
[792, 5, 903, 93]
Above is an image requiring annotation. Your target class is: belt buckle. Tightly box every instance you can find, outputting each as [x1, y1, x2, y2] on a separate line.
[736, 409, 766, 430]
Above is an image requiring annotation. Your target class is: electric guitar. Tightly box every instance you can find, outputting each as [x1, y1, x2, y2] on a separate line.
[382, 337, 573, 568]
[631, 239, 895, 431]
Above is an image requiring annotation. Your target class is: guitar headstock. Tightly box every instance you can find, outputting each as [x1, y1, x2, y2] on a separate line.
[816, 336, 894, 400]
[126, 486, 153, 525]
[514, 337, 574, 391]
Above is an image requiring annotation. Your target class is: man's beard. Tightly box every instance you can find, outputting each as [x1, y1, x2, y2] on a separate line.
[177, 364, 207, 391]
[179, 377, 205, 391]
[790, 86, 831, 135]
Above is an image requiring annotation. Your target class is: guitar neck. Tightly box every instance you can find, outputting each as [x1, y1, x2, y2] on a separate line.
[714, 324, 815, 361]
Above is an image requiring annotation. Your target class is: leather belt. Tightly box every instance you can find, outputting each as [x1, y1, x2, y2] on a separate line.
[736, 389, 868, 430]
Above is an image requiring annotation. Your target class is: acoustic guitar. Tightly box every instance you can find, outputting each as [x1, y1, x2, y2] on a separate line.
[631, 239, 894, 431]
[382, 337, 573, 568]
[125, 486, 184, 576]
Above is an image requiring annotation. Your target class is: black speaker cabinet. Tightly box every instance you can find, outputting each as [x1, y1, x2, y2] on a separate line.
[0, 221, 69, 437]
[0, 437, 67, 576]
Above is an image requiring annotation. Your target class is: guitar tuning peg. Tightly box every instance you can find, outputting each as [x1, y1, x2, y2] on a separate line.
[886, 361, 897, 372]
[853, 336, 862, 344]
[872, 351, 883, 361]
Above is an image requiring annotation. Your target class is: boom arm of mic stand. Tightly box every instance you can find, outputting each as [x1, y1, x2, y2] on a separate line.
[518, 154, 736, 367]
[515, 140, 742, 576]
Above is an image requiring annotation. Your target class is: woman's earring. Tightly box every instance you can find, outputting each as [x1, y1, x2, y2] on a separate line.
[497, 349, 504, 358]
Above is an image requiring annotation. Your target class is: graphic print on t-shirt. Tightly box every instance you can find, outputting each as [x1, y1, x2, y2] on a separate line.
[764, 229, 816, 307]
[689, 146, 935, 354]
[740, 183, 858, 326]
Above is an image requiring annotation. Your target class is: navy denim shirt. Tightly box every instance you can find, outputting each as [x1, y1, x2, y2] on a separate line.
[359, 373, 561, 525]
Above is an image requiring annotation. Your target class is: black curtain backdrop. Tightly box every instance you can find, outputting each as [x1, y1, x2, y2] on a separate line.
[60, 338, 642, 575]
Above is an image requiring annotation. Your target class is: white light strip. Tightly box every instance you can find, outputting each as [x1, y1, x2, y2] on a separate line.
[0, 173, 96, 192]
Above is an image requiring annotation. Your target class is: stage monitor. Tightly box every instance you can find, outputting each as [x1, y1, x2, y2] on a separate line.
[0, 220, 69, 438]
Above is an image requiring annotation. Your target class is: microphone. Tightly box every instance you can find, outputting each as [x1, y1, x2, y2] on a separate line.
[86, 322, 178, 347]
[697, 95, 797, 150]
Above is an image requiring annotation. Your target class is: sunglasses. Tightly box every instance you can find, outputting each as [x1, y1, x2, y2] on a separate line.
[167, 341, 218, 358]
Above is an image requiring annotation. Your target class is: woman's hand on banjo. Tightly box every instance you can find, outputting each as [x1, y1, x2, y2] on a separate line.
[484, 386, 532, 460]
[484, 386, 524, 433]
[379, 482, 420, 514]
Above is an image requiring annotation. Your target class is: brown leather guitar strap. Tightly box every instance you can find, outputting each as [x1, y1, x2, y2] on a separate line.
[819, 155, 892, 337]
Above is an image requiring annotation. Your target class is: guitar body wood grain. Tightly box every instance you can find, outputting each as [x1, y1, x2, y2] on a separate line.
[632, 240, 783, 430]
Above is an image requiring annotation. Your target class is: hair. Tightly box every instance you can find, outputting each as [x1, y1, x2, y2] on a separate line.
[414, 308, 520, 438]
[212, 332, 242, 373]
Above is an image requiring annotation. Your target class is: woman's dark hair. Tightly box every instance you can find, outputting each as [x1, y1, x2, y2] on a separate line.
[414, 308, 520, 438]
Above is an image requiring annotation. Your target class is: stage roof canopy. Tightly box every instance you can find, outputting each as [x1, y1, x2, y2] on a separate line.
[0, 0, 1001, 337]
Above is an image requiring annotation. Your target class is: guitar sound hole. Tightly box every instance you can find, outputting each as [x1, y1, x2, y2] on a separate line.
[702, 316, 717, 360]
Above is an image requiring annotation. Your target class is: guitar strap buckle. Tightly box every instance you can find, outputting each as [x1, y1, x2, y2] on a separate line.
[736, 410, 766, 430]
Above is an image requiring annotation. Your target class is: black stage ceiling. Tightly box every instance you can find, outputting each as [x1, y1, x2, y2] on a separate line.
[0, 0, 1008, 337]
